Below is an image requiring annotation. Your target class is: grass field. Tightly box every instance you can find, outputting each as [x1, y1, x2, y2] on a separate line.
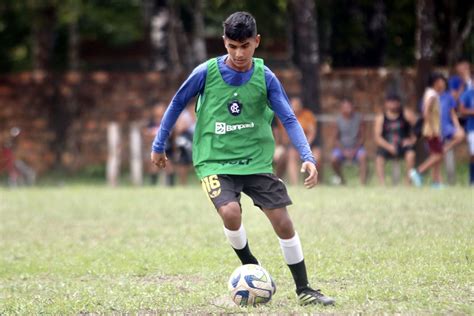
[0, 186, 473, 314]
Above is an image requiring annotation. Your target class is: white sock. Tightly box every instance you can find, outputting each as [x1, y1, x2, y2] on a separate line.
[279, 232, 304, 265]
[223, 225, 247, 250]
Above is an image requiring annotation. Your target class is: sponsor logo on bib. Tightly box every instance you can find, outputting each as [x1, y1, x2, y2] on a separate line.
[215, 122, 255, 135]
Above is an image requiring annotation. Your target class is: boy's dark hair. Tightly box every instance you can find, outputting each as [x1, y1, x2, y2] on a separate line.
[456, 56, 470, 64]
[223, 12, 257, 42]
[428, 72, 446, 87]
[385, 93, 401, 102]
[340, 97, 353, 105]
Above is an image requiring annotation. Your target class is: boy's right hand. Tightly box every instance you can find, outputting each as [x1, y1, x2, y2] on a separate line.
[387, 144, 397, 155]
[151, 152, 167, 169]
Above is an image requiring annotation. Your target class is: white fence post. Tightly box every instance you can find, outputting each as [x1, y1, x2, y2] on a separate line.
[129, 122, 143, 186]
[107, 122, 121, 187]
[445, 149, 456, 185]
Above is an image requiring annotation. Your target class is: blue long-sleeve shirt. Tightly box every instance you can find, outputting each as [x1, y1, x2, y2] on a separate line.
[152, 55, 315, 164]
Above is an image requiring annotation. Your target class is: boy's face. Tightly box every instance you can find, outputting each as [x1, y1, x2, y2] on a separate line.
[456, 61, 470, 78]
[223, 35, 260, 71]
[433, 78, 446, 93]
[385, 100, 400, 112]
[340, 100, 353, 116]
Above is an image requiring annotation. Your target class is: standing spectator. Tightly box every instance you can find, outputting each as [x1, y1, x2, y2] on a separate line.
[459, 82, 474, 185]
[440, 76, 466, 184]
[409, 73, 446, 187]
[374, 94, 417, 185]
[456, 58, 472, 90]
[440, 76, 465, 152]
[144, 102, 175, 186]
[173, 104, 195, 185]
[331, 99, 367, 185]
[275, 96, 321, 185]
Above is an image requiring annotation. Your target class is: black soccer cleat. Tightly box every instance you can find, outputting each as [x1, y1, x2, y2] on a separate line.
[297, 287, 335, 306]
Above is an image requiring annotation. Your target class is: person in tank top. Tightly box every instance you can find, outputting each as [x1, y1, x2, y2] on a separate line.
[374, 94, 417, 185]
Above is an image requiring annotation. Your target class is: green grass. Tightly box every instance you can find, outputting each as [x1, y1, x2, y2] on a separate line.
[0, 186, 473, 314]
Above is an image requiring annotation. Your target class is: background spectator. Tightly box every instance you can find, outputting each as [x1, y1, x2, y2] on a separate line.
[374, 94, 417, 185]
[144, 102, 175, 186]
[173, 104, 195, 185]
[440, 76, 465, 153]
[410, 73, 446, 187]
[274, 96, 320, 185]
[456, 58, 472, 90]
[459, 83, 474, 185]
[331, 99, 367, 185]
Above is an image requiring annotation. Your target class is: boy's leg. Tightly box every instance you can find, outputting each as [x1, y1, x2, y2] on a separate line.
[418, 137, 444, 174]
[432, 161, 442, 184]
[218, 202, 259, 265]
[468, 131, 474, 185]
[404, 149, 415, 184]
[262, 207, 335, 305]
[470, 155, 474, 186]
[417, 153, 443, 174]
[375, 155, 386, 185]
[443, 128, 465, 153]
[202, 175, 258, 265]
[331, 148, 345, 184]
[356, 148, 367, 185]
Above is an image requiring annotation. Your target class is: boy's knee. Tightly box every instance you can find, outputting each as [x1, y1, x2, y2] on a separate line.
[273, 215, 294, 237]
[218, 202, 241, 228]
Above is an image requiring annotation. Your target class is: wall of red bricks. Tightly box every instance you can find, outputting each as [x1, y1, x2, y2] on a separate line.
[0, 67, 468, 174]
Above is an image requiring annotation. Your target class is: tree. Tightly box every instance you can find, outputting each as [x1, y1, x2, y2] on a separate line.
[415, 0, 435, 103]
[288, 0, 321, 113]
[31, 3, 57, 71]
[192, 0, 207, 64]
[442, 0, 474, 67]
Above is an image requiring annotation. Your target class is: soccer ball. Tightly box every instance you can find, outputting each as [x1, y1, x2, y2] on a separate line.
[228, 264, 276, 306]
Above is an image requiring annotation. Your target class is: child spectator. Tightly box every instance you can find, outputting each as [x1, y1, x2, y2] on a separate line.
[374, 94, 417, 185]
[410, 73, 446, 187]
[331, 99, 367, 185]
[459, 81, 474, 185]
[274, 96, 321, 185]
[440, 76, 465, 152]
[145, 102, 175, 185]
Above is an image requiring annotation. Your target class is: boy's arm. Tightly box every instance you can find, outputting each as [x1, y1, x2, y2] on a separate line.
[423, 96, 436, 129]
[151, 63, 206, 154]
[265, 70, 315, 165]
[374, 114, 396, 153]
[356, 116, 365, 147]
[151, 63, 207, 169]
[460, 92, 474, 116]
[265, 69, 317, 188]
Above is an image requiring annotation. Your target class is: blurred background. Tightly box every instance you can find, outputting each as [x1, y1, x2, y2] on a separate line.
[0, 0, 473, 186]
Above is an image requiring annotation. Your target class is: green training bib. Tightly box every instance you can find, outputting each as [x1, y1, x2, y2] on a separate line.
[192, 57, 275, 179]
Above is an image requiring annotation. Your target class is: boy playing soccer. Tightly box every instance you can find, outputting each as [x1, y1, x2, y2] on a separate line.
[151, 12, 334, 306]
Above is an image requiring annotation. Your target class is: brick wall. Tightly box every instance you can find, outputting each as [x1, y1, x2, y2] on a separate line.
[0, 67, 468, 174]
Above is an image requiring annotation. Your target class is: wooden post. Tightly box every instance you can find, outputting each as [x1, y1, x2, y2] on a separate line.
[129, 122, 143, 186]
[391, 160, 402, 185]
[445, 149, 456, 185]
[107, 122, 121, 187]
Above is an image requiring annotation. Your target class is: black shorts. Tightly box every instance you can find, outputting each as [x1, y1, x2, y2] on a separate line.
[201, 173, 292, 210]
[376, 144, 415, 159]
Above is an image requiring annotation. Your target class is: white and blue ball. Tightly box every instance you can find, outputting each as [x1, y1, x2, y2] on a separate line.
[228, 264, 276, 306]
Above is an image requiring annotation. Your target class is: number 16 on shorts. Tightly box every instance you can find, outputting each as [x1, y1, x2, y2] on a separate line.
[202, 175, 222, 199]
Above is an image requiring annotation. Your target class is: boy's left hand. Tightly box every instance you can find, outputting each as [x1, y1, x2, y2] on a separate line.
[300, 161, 318, 189]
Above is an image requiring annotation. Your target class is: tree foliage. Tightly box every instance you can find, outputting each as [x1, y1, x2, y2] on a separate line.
[0, 0, 472, 73]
